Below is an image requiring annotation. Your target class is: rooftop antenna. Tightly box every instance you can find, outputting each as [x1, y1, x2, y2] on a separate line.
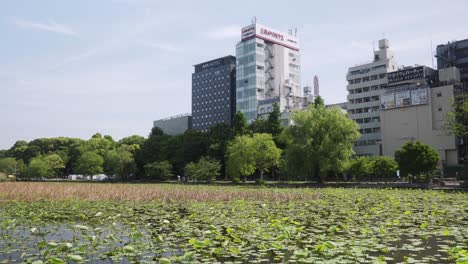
[294, 28, 297, 37]
[372, 40, 376, 52]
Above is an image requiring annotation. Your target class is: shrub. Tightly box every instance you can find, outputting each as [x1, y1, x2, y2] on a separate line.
[144, 161, 173, 181]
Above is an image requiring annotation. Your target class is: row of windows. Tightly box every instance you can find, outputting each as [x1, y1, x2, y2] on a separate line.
[348, 73, 387, 85]
[349, 64, 386, 76]
[349, 85, 385, 94]
[354, 139, 379, 147]
[349, 96, 380, 104]
[193, 77, 229, 86]
[193, 69, 228, 79]
[193, 90, 229, 99]
[348, 106, 380, 114]
[359, 127, 380, 134]
[354, 117, 380, 124]
[193, 103, 231, 112]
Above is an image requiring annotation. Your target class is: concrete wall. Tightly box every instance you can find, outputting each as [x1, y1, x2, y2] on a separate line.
[381, 85, 458, 165]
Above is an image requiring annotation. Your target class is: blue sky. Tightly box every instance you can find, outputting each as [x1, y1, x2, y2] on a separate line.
[1, 0, 467, 149]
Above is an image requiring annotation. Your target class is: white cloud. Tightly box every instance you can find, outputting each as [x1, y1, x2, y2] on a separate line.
[10, 17, 79, 37]
[205, 25, 240, 39]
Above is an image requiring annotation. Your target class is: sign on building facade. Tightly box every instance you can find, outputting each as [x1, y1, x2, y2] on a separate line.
[381, 88, 428, 110]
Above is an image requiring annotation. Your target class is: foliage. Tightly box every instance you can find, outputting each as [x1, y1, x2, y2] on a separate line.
[104, 147, 135, 180]
[226, 135, 256, 182]
[266, 102, 283, 137]
[144, 161, 173, 180]
[43, 154, 65, 177]
[0, 185, 467, 263]
[0, 157, 18, 175]
[282, 103, 360, 182]
[232, 111, 248, 136]
[370, 156, 398, 177]
[394, 141, 440, 182]
[346, 157, 372, 181]
[184, 157, 221, 182]
[251, 133, 282, 180]
[25, 158, 53, 179]
[74, 152, 104, 179]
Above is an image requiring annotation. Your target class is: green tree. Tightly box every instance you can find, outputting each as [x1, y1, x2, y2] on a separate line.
[0, 158, 18, 175]
[394, 141, 440, 182]
[104, 147, 135, 180]
[346, 157, 372, 182]
[74, 152, 104, 180]
[226, 135, 256, 182]
[25, 158, 52, 179]
[232, 111, 248, 136]
[370, 156, 398, 178]
[282, 103, 360, 183]
[447, 93, 468, 158]
[251, 133, 282, 181]
[249, 118, 268, 134]
[207, 123, 233, 180]
[144, 160, 173, 180]
[184, 157, 221, 183]
[43, 154, 65, 178]
[266, 102, 283, 136]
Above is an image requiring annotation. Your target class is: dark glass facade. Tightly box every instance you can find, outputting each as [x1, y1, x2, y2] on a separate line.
[436, 39, 468, 88]
[192, 56, 236, 132]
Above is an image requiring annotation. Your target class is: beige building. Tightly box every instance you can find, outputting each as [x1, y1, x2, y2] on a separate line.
[380, 67, 461, 165]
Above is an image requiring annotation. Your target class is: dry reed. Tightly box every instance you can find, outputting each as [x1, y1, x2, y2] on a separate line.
[0, 182, 319, 202]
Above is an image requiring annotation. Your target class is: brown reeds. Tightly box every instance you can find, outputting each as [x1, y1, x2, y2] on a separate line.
[0, 182, 319, 202]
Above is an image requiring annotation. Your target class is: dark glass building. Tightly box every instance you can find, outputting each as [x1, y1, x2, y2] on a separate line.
[436, 39, 468, 88]
[192, 56, 236, 132]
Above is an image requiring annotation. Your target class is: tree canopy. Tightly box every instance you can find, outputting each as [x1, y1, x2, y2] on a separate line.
[282, 103, 360, 182]
[394, 141, 439, 182]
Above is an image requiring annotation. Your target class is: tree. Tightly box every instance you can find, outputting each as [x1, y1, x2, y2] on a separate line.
[232, 111, 248, 136]
[43, 154, 65, 178]
[226, 133, 281, 182]
[370, 156, 398, 178]
[346, 157, 372, 182]
[144, 161, 173, 180]
[249, 118, 268, 134]
[104, 147, 135, 180]
[207, 123, 233, 180]
[447, 92, 468, 158]
[0, 158, 18, 175]
[226, 135, 256, 182]
[266, 102, 283, 136]
[282, 103, 360, 183]
[251, 133, 282, 181]
[184, 157, 221, 183]
[25, 158, 52, 179]
[74, 152, 104, 180]
[394, 141, 439, 182]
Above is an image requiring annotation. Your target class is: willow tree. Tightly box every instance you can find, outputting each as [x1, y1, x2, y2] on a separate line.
[282, 101, 360, 182]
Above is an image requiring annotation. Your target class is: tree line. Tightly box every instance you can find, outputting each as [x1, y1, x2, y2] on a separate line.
[0, 97, 441, 183]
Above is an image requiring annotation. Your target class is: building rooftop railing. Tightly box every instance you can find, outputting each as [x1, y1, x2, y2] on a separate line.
[155, 113, 191, 122]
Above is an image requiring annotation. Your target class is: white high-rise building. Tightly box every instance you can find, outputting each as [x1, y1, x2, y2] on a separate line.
[346, 39, 398, 156]
[236, 23, 302, 122]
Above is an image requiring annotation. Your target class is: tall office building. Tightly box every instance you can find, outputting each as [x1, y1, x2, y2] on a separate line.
[192, 56, 236, 132]
[436, 39, 468, 88]
[236, 23, 302, 122]
[346, 39, 398, 156]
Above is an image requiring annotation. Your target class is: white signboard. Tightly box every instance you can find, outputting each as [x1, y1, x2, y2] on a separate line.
[411, 89, 428, 105]
[381, 93, 396, 109]
[241, 23, 300, 51]
[395, 91, 411, 107]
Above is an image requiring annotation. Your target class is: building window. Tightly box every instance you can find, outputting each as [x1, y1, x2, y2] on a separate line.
[436, 92, 442, 97]
[438, 107, 443, 112]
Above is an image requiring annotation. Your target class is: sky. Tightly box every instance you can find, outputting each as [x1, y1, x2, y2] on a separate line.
[1, 0, 468, 149]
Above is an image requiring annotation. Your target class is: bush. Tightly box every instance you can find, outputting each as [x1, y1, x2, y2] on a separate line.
[345, 157, 372, 182]
[395, 141, 439, 182]
[255, 179, 266, 185]
[370, 156, 398, 177]
[184, 157, 221, 183]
